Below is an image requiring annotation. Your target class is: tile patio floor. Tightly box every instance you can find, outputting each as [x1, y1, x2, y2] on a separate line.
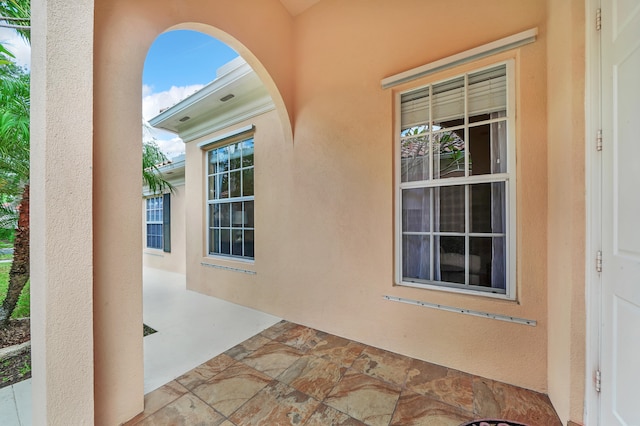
[124, 320, 562, 426]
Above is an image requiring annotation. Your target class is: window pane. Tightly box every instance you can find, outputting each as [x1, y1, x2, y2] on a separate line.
[244, 230, 255, 258]
[230, 171, 241, 197]
[243, 168, 254, 196]
[433, 130, 466, 179]
[220, 229, 231, 254]
[468, 121, 507, 175]
[470, 236, 505, 290]
[437, 186, 465, 233]
[433, 77, 464, 126]
[401, 133, 429, 182]
[436, 235, 465, 284]
[242, 139, 254, 167]
[208, 150, 217, 174]
[210, 204, 220, 227]
[231, 202, 243, 227]
[219, 203, 230, 227]
[229, 142, 242, 170]
[244, 201, 254, 228]
[402, 188, 430, 232]
[208, 176, 216, 200]
[232, 230, 243, 256]
[401, 88, 429, 130]
[470, 182, 505, 234]
[209, 229, 219, 254]
[468, 65, 506, 117]
[220, 173, 229, 198]
[217, 146, 229, 172]
[402, 234, 430, 281]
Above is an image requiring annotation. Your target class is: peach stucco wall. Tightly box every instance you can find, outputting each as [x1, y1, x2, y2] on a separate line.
[142, 186, 186, 274]
[546, 0, 586, 424]
[31, 0, 586, 424]
[181, 0, 551, 397]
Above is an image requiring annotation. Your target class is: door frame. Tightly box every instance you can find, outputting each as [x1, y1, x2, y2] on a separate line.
[585, 0, 602, 424]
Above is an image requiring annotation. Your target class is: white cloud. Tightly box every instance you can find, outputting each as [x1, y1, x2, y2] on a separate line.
[0, 28, 30, 69]
[142, 84, 204, 159]
[142, 84, 204, 121]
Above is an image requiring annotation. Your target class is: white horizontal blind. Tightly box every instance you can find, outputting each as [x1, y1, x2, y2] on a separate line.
[401, 65, 507, 129]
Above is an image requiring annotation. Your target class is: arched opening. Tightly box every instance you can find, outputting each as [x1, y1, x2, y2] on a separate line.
[139, 29, 282, 394]
[91, 4, 296, 421]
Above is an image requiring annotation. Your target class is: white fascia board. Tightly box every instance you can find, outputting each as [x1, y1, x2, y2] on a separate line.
[182, 98, 274, 143]
[149, 61, 254, 128]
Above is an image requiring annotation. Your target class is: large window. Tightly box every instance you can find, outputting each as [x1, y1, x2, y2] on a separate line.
[396, 62, 515, 297]
[146, 194, 171, 252]
[207, 137, 255, 260]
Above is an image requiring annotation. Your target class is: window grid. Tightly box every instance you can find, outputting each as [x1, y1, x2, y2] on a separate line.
[146, 196, 163, 249]
[397, 62, 513, 297]
[206, 137, 255, 260]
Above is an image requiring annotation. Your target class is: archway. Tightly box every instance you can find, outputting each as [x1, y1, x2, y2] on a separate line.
[91, 3, 295, 423]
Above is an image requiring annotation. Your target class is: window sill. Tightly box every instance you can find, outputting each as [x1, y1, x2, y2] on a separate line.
[396, 280, 516, 301]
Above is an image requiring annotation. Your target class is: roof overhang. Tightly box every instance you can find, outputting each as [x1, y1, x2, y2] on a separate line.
[149, 58, 275, 143]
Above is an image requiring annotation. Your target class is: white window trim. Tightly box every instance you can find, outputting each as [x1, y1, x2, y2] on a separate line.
[394, 60, 517, 300]
[204, 134, 256, 262]
[146, 196, 163, 250]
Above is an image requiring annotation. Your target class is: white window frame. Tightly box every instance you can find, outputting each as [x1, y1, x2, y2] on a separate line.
[146, 196, 163, 250]
[205, 133, 255, 262]
[394, 60, 517, 300]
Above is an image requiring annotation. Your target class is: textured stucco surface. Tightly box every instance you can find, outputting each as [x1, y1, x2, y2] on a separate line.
[30, 0, 96, 424]
[31, 0, 588, 424]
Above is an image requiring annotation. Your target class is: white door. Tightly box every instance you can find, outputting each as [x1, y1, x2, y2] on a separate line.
[600, 1, 640, 425]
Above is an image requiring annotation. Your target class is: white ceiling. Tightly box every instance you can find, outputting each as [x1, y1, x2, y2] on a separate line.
[279, 0, 321, 16]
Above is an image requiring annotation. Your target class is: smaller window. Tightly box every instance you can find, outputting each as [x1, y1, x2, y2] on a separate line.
[206, 137, 255, 260]
[146, 196, 163, 249]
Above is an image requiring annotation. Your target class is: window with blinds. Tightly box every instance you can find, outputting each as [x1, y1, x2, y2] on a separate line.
[396, 61, 516, 298]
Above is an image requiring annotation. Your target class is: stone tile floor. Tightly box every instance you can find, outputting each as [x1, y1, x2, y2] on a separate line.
[124, 320, 562, 426]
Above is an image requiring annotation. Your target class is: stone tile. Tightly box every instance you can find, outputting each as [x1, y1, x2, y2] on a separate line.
[229, 380, 320, 426]
[134, 393, 226, 426]
[311, 333, 366, 368]
[277, 355, 344, 400]
[225, 334, 272, 361]
[390, 390, 474, 426]
[191, 362, 272, 417]
[324, 370, 401, 426]
[405, 358, 474, 411]
[240, 341, 304, 378]
[473, 378, 562, 426]
[260, 320, 298, 340]
[176, 354, 236, 390]
[304, 403, 368, 426]
[351, 346, 413, 386]
[274, 324, 320, 351]
[124, 380, 190, 424]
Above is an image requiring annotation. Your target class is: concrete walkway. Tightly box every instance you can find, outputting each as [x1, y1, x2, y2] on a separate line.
[0, 267, 281, 425]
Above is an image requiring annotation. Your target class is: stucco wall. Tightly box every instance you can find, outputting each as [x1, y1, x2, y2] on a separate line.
[546, 0, 586, 424]
[179, 0, 551, 394]
[85, 0, 588, 423]
[142, 185, 186, 274]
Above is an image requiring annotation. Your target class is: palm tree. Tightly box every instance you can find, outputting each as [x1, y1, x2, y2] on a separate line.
[0, 62, 29, 327]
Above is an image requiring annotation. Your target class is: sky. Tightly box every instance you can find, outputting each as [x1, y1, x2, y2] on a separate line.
[1, 27, 238, 159]
[143, 30, 239, 158]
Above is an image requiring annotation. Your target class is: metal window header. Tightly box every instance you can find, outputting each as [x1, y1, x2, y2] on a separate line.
[198, 124, 255, 150]
[381, 28, 537, 89]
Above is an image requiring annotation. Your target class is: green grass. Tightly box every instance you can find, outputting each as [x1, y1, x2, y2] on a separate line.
[0, 253, 12, 261]
[0, 262, 30, 318]
[0, 241, 12, 249]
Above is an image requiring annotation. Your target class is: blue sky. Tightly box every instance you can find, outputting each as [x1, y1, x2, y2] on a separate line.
[143, 30, 238, 93]
[142, 30, 238, 157]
